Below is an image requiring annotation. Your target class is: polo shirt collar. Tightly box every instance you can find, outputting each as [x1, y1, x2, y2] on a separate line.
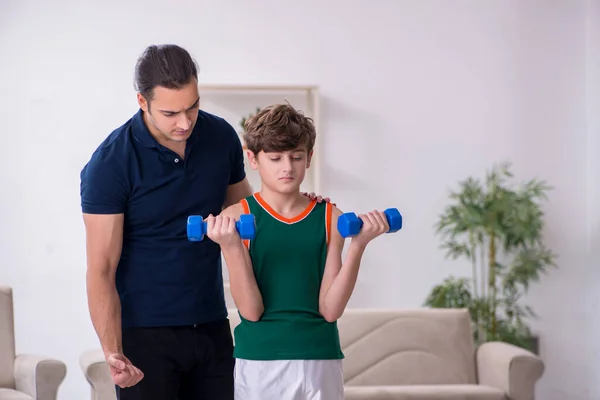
[132, 108, 201, 149]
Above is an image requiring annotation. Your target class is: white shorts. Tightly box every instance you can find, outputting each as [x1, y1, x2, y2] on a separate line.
[234, 358, 344, 400]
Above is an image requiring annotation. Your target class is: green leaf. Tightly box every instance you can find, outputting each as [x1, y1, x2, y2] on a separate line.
[504, 246, 557, 291]
[423, 276, 473, 309]
[440, 239, 472, 259]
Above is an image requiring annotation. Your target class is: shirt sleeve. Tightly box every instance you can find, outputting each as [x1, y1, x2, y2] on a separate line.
[80, 149, 129, 214]
[227, 123, 247, 185]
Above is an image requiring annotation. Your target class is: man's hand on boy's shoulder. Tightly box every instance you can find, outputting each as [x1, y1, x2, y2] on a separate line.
[302, 192, 336, 206]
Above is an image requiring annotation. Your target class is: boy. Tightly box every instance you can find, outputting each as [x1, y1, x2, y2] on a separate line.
[204, 104, 390, 399]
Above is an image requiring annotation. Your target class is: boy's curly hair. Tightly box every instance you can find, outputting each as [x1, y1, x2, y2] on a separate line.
[243, 103, 316, 155]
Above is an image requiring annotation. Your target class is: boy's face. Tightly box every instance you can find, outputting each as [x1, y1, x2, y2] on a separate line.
[137, 79, 200, 144]
[248, 146, 312, 194]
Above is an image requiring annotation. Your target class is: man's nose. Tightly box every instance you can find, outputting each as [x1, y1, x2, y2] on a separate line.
[178, 114, 191, 130]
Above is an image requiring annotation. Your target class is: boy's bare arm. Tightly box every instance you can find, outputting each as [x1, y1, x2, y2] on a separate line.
[318, 206, 363, 322]
[217, 204, 264, 322]
[319, 206, 389, 322]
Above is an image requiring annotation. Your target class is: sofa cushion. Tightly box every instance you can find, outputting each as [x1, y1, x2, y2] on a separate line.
[0, 389, 33, 400]
[344, 384, 506, 400]
[338, 309, 477, 385]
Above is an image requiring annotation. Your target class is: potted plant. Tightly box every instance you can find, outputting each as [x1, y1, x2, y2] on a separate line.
[423, 162, 557, 353]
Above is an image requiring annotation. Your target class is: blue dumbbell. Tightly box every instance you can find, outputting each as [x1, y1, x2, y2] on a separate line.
[337, 208, 403, 238]
[187, 214, 257, 242]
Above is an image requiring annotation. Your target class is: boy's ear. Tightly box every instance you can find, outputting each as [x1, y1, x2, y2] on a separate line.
[306, 150, 313, 168]
[247, 150, 259, 170]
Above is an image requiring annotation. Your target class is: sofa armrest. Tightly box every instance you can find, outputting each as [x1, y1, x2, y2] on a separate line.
[79, 349, 116, 400]
[14, 354, 67, 400]
[476, 341, 544, 400]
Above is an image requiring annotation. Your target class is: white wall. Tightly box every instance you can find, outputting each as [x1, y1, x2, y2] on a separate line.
[586, 0, 600, 398]
[0, 0, 596, 399]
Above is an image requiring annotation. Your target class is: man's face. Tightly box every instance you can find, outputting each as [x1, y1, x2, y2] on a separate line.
[137, 79, 200, 144]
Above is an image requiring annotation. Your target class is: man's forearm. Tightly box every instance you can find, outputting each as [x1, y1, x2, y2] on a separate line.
[222, 242, 264, 322]
[86, 271, 122, 357]
[223, 179, 254, 209]
[320, 241, 366, 321]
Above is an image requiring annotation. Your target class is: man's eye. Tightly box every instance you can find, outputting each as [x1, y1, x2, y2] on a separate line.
[270, 158, 280, 161]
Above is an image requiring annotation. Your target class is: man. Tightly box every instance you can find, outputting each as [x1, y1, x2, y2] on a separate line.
[80, 44, 329, 400]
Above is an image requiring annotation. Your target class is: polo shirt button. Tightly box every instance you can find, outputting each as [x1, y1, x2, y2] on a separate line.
[174, 158, 179, 163]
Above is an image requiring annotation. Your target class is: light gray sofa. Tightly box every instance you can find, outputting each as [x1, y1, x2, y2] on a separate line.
[328, 308, 544, 400]
[0, 286, 67, 400]
[80, 306, 544, 400]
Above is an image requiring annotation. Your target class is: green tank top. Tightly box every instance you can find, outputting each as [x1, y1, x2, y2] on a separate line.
[232, 193, 344, 360]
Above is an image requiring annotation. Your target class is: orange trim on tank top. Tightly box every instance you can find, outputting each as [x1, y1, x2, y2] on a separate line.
[325, 202, 332, 245]
[240, 198, 251, 249]
[254, 192, 317, 224]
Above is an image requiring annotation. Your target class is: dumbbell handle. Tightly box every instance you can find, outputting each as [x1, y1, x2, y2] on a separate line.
[195, 220, 246, 232]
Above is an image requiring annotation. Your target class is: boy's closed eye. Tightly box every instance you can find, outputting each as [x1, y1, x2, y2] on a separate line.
[268, 156, 304, 162]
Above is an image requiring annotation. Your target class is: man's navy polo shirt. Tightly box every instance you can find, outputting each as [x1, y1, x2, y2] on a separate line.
[80, 109, 246, 328]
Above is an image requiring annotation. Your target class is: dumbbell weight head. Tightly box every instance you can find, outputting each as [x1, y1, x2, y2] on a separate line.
[187, 215, 206, 242]
[236, 214, 257, 240]
[337, 208, 403, 238]
[337, 213, 361, 239]
[384, 208, 403, 233]
[187, 214, 257, 242]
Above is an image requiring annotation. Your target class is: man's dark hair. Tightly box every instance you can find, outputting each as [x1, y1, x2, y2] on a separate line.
[134, 44, 199, 101]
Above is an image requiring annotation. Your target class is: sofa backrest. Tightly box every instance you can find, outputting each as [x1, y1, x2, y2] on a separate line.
[227, 307, 477, 386]
[337, 308, 476, 386]
[0, 286, 16, 389]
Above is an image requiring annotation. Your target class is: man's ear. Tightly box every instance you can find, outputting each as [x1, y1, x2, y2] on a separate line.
[137, 93, 149, 112]
[247, 150, 259, 170]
